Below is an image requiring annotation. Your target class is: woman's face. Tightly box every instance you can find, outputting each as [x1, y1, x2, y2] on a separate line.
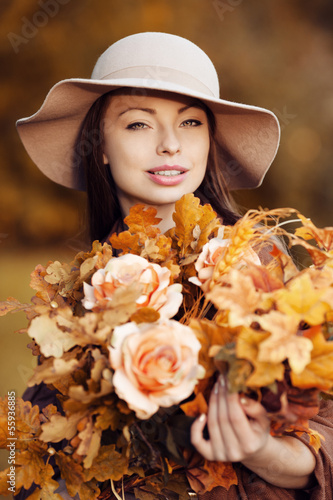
[102, 90, 210, 216]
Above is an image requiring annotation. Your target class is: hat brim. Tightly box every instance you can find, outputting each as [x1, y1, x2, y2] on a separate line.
[16, 77, 280, 191]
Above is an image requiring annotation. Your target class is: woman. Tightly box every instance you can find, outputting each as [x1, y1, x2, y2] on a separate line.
[15, 32, 333, 499]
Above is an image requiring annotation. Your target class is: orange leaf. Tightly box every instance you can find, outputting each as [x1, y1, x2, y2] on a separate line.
[172, 194, 220, 257]
[203, 460, 238, 491]
[185, 451, 237, 494]
[124, 204, 162, 238]
[109, 230, 140, 255]
[181, 392, 208, 417]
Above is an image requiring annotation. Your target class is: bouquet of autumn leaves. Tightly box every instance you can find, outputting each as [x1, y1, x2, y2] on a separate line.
[1, 193, 333, 500]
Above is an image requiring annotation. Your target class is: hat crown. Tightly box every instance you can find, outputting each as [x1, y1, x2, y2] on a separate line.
[91, 32, 220, 98]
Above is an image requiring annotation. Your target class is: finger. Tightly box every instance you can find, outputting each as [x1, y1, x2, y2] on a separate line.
[208, 377, 243, 461]
[205, 380, 229, 460]
[191, 413, 215, 461]
[240, 397, 270, 429]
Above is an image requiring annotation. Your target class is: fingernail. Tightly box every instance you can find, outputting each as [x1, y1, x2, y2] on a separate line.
[240, 396, 248, 405]
[198, 413, 206, 423]
[219, 375, 225, 388]
[214, 382, 219, 394]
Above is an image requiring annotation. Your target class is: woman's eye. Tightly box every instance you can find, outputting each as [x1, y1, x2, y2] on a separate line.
[181, 119, 202, 127]
[126, 122, 148, 130]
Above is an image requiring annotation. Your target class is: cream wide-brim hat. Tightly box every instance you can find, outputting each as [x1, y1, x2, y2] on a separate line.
[16, 32, 280, 191]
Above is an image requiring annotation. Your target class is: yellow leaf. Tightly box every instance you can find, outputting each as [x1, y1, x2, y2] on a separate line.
[257, 311, 313, 374]
[295, 214, 333, 253]
[190, 319, 238, 378]
[275, 273, 331, 325]
[207, 269, 264, 327]
[237, 327, 285, 387]
[291, 332, 333, 390]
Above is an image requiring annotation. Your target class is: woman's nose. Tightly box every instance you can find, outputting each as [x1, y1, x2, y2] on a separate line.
[156, 128, 181, 155]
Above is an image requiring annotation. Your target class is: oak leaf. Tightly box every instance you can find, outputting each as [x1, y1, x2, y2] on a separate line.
[109, 231, 140, 255]
[172, 194, 220, 257]
[14, 448, 46, 490]
[23, 463, 63, 499]
[39, 412, 87, 443]
[30, 264, 57, 302]
[0, 297, 31, 317]
[124, 204, 162, 238]
[84, 444, 128, 482]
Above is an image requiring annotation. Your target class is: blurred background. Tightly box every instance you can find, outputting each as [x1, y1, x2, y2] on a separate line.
[0, 0, 332, 490]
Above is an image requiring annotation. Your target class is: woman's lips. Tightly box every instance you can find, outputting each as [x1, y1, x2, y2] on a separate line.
[146, 165, 189, 186]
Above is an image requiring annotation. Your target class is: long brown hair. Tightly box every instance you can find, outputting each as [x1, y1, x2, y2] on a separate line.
[78, 90, 242, 243]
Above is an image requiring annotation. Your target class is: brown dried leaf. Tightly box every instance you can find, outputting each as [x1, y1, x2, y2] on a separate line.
[55, 451, 101, 500]
[130, 307, 160, 324]
[28, 357, 80, 387]
[14, 449, 46, 490]
[22, 463, 63, 499]
[0, 297, 31, 317]
[39, 412, 87, 443]
[27, 313, 77, 358]
[30, 264, 57, 302]
[84, 444, 128, 482]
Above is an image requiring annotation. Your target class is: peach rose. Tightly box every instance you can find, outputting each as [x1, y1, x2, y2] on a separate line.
[82, 254, 182, 319]
[189, 237, 261, 291]
[108, 320, 205, 419]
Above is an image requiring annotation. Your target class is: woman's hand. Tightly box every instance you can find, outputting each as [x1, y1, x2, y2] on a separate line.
[191, 375, 316, 489]
[191, 375, 270, 463]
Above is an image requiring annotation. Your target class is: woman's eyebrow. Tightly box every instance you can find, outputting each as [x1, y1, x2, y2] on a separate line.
[118, 107, 156, 117]
[178, 104, 203, 114]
